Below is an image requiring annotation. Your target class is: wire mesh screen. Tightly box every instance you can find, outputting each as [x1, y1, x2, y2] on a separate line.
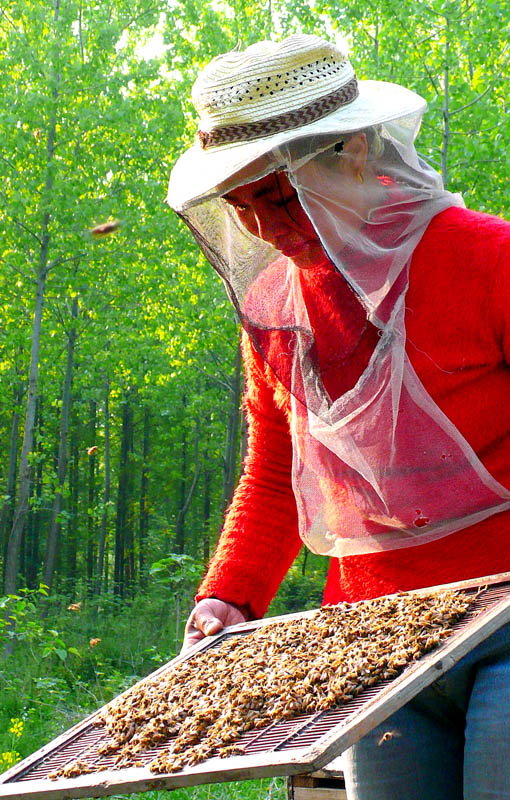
[1, 574, 510, 800]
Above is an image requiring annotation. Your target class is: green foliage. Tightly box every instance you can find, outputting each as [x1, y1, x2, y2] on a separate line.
[0, 584, 188, 771]
[150, 552, 203, 585]
[0, 717, 23, 773]
[0, 0, 245, 601]
[1, 0, 507, 610]
[310, 0, 510, 210]
[0, 585, 49, 648]
[269, 551, 329, 615]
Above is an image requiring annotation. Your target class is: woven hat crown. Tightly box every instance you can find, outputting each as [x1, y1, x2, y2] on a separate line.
[192, 34, 358, 149]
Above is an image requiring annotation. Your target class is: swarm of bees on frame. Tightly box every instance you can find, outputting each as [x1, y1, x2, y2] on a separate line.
[52, 589, 475, 779]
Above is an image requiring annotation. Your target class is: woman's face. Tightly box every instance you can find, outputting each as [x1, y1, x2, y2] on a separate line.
[222, 135, 370, 269]
[222, 172, 326, 269]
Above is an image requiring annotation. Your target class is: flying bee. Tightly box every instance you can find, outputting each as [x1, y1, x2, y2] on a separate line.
[378, 729, 402, 746]
[89, 219, 122, 238]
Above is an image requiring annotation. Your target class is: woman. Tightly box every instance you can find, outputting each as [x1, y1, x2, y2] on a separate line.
[168, 33, 510, 799]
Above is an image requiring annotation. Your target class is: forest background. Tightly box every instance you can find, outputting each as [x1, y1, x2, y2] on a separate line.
[0, 0, 508, 797]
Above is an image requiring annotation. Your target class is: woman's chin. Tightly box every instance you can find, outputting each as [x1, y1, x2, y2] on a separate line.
[285, 242, 327, 269]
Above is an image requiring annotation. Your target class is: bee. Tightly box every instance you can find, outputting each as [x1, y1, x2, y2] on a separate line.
[378, 729, 402, 746]
[89, 219, 122, 238]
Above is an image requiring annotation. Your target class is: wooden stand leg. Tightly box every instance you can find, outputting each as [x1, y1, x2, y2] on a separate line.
[288, 772, 348, 800]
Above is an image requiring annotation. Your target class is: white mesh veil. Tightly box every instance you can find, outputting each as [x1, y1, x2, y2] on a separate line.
[178, 113, 510, 557]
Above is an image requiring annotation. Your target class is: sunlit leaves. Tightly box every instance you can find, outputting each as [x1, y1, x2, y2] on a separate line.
[0, 0, 507, 593]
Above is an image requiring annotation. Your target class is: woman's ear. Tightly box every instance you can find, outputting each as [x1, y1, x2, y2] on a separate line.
[341, 133, 368, 179]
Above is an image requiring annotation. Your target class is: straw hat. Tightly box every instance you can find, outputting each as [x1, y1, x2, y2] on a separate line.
[168, 34, 426, 211]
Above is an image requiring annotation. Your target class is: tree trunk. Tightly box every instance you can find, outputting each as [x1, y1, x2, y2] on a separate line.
[203, 439, 211, 565]
[221, 341, 242, 514]
[87, 399, 97, 595]
[138, 406, 150, 586]
[42, 294, 79, 593]
[175, 415, 200, 555]
[114, 395, 132, 597]
[95, 376, 110, 596]
[66, 414, 79, 590]
[25, 497, 35, 589]
[125, 404, 135, 597]
[239, 410, 248, 466]
[174, 394, 187, 554]
[4, 268, 48, 596]
[441, 14, 451, 188]
[3, 9, 60, 596]
[26, 398, 44, 589]
[0, 385, 23, 578]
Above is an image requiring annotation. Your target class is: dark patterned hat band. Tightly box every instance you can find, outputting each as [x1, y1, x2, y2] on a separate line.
[197, 76, 359, 150]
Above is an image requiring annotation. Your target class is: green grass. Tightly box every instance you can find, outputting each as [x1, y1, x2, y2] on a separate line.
[109, 777, 286, 799]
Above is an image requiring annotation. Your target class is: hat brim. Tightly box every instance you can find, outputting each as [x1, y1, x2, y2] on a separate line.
[167, 80, 426, 212]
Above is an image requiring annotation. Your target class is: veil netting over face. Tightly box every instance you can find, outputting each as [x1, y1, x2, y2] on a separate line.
[176, 113, 510, 557]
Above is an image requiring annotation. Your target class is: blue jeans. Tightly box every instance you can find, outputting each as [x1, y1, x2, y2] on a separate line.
[342, 623, 510, 800]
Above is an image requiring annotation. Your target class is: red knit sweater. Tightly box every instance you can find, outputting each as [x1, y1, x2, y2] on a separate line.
[197, 206, 510, 619]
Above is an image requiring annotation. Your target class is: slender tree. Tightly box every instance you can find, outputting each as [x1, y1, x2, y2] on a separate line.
[95, 376, 111, 596]
[86, 400, 97, 594]
[139, 406, 151, 585]
[42, 294, 79, 593]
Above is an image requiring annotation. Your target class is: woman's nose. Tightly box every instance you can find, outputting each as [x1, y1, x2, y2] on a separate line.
[252, 202, 288, 242]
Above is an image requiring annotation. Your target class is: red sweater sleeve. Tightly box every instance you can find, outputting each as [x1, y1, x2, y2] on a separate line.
[195, 332, 302, 619]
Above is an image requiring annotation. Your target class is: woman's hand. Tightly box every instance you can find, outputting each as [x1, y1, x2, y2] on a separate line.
[181, 598, 250, 653]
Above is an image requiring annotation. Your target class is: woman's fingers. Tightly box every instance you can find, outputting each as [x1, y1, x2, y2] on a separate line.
[181, 598, 249, 653]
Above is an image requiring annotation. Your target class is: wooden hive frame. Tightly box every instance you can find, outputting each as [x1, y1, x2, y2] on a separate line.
[1, 572, 510, 800]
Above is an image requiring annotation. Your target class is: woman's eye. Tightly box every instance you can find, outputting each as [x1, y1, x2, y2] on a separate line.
[224, 199, 249, 212]
[273, 193, 298, 208]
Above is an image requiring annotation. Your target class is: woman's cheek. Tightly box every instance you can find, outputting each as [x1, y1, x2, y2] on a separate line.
[236, 210, 259, 239]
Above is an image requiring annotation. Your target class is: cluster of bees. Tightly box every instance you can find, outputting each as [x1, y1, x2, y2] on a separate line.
[53, 589, 474, 779]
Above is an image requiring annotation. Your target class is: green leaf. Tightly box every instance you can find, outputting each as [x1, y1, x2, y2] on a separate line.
[55, 649, 68, 662]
